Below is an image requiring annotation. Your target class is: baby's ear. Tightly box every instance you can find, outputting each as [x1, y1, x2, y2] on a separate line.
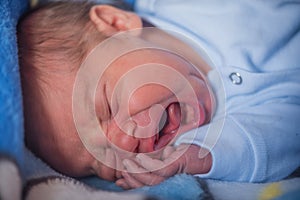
[89, 5, 142, 36]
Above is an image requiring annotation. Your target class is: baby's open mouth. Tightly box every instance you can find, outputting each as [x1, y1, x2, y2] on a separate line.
[154, 102, 181, 150]
[154, 101, 204, 150]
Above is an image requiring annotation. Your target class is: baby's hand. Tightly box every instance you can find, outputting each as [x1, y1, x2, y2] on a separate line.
[116, 144, 212, 189]
[93, 146, 143, 181]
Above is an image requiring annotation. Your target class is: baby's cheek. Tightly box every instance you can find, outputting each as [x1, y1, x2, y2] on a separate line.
[111, 132, 139, 152]
[106, 120, 139, 152]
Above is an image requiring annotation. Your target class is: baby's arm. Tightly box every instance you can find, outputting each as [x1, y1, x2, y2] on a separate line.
[115, 144, 211, 189]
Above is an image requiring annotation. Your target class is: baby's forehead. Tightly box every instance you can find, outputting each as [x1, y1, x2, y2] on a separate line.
[81, 29, 207, 86]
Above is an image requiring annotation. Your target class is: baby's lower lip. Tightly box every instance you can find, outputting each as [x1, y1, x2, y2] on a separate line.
[154, 129, 178, 150]
[154, 102, 181, 150]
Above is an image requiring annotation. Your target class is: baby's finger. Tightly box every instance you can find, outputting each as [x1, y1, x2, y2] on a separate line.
[127, 170, 165, 186]
[123, 159, 148, 173]
[136, 153, 182, 177]
[122, 159, 165, 188]
[121, 171, 144, 189]
[135, 154, 165, 172]
[162, 145, 176, 159]
[115, 178, 130, 190]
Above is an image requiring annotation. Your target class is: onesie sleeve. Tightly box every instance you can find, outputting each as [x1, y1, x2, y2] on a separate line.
[135, 0, 300, 182]
[176, 68, 300, 182]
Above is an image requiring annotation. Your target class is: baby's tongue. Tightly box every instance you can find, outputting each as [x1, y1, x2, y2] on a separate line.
[155, 103, 181, 150]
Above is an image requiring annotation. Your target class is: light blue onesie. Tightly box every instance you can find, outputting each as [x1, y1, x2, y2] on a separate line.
[129, 0, 300, 182]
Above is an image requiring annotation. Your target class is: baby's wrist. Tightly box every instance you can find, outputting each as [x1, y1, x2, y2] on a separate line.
[183, 145, 212, 175]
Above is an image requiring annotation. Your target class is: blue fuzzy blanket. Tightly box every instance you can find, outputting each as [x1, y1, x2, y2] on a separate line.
[0, 0, 26, 166]
[0, 0, 299, 199]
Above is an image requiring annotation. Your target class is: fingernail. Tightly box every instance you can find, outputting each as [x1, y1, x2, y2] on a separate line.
[136, 154, 142, 162]
[137, 153, 147, 160]
[123, 159, 129, 168]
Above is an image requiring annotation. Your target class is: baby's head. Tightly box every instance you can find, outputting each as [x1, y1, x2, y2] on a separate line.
[18, 1, 214, 180]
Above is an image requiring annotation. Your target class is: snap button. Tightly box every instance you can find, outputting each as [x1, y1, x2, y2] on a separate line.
[229, 72, 242, 85]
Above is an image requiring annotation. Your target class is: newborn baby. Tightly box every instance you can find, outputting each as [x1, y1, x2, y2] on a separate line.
[18, 1, 213, 188]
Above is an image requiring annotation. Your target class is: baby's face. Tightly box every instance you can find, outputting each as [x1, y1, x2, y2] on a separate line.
[31, 37, 214, 179]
